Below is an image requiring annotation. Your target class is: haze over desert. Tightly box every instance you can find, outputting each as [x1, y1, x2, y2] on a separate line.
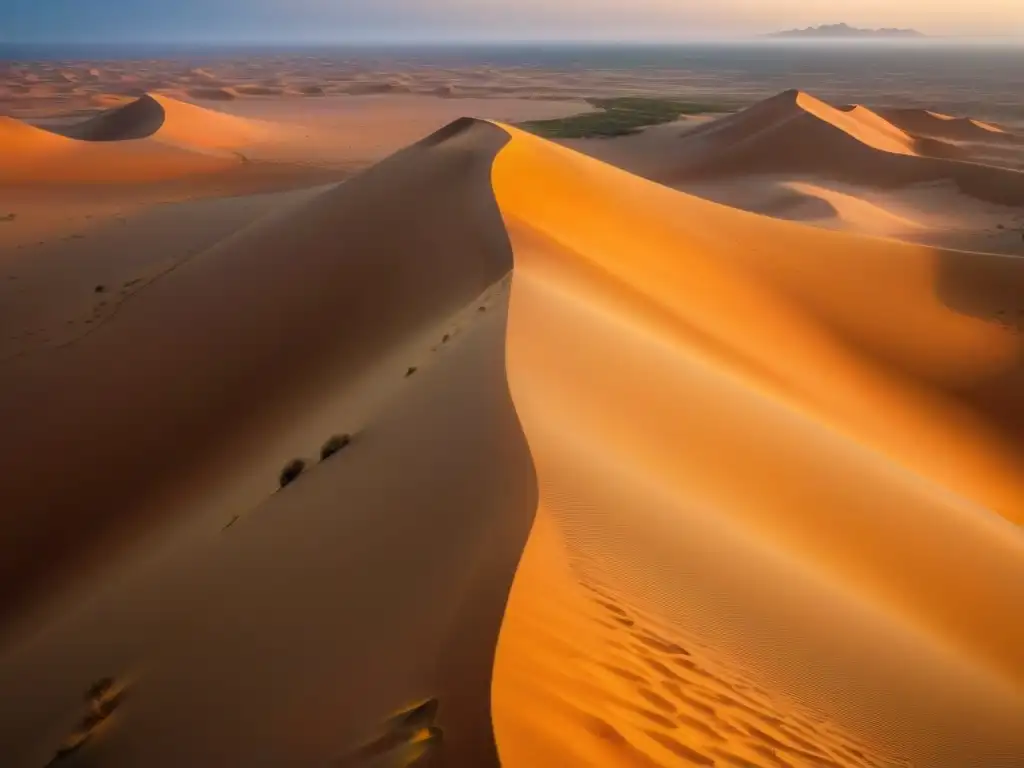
[1, 27, 1023, 768]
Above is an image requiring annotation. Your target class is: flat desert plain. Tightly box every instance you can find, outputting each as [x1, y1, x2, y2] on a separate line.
[0, 54, 1022, 768]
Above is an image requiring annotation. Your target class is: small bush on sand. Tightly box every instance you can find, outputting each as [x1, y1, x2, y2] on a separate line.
[279, 459, 307, 488]
[85, 677, 114, 704]
[320, 434, 352, 461]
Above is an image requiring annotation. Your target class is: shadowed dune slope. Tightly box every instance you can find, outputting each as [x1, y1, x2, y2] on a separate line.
[0, 119, 517, 629]
[676, 90, 1024, 203]
[490, 124, 1024, 766]
[876, 107, 1020, 144]
[0, 118, 538, 768]
[681, 90, 919, 157]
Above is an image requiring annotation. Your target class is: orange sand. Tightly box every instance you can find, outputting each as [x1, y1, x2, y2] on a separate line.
[0, 89, 1021, 768]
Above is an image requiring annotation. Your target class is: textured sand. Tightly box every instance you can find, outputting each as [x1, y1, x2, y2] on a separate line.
[0, 86, 1021, 768]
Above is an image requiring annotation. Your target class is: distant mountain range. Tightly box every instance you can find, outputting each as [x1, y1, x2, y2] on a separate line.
[767, 23, 925, 39]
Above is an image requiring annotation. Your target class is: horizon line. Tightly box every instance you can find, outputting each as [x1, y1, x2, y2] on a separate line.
[4, 35, 1024, 47]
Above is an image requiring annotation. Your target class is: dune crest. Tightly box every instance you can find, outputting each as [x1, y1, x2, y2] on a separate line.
[683, 90, 917, 156]
[673, 89, 1024, 205]
[877, 107, 1017, 143]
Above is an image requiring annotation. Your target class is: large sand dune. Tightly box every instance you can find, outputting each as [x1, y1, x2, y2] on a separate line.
[0, 95, 299, 184]
[60, 93, 270, 150]
[491, 125, 1024, 766]
[674, 90, 1024, 205]
[0, 108, 1021, 768]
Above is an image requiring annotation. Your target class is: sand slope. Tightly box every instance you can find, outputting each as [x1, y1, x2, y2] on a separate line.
[0, 114, 238, 185]
[491, 124, 1024, 766]
[0, 114, 1021, 768]
[0, 119, 540, 768]
[876, 107, 1018, 144]
[61, 93, 271, 150]
[675, 90, 1024, 204]
[681, 178, 930, 238]
[0, 95, 289, 184]
[0, 119, 516, 627]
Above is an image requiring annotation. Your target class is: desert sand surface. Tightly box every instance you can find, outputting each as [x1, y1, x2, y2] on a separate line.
[567, 90, 1024, 255]
[4, 46, 1024, 125]
[0, 60, 1022, 768]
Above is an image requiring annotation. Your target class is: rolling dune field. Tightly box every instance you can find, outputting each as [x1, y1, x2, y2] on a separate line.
[0, 76, 1021, 768]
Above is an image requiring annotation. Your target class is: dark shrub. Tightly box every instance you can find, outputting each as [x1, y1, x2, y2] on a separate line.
[94, 284, 106, 293]
[279, 459, 306, 488]
[320, 434, 352, 461]
[405, 366, 418, 377]
[85, 677, 114, 704]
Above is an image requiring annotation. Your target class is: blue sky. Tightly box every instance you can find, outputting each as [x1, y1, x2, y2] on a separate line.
[6, 0, 1024, 43]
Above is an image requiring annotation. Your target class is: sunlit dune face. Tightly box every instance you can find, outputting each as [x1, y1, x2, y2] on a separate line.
[491, 122, 1024, 767]
[0, 76, 1021, 768]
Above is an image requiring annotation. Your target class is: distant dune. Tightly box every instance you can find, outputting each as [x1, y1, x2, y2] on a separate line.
[61, 92, 270, 150]
[0, 94, 299, 184]
[674, 89, 1024, 204]
[876, 107, 1019, 144]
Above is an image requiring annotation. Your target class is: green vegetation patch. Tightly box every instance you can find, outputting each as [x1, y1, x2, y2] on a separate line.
[517, 97, 735, 139]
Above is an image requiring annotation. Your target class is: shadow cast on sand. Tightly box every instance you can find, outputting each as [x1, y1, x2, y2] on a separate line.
[0, 119, 539, 767]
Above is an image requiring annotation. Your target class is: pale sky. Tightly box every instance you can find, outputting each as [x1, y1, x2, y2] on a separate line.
[7, 0, 1024, 43]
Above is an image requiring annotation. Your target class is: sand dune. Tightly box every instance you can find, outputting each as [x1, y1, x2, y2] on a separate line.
[0, 95, 326, 184]
[675, 90, 1024, 204]
[681, 90, 919, 157]
[0, 118, 540, 768]
[490, 123, 1024, 766]
[0, 107, 1021, 768]
[877, 107, 1018, 144]
[61, 93, 270, 150]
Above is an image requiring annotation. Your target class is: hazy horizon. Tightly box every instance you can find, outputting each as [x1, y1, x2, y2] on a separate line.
[6, 0, 1024, 45]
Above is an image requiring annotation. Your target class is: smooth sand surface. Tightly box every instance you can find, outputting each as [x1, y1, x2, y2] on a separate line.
[0, 120, 537, 767]
[567, 90, 1024, 254]
[667, 90, 1024, 200]
[490, 125, 1023, 767]
[0, 83, 1021, 768]
[0, 110, 239, 185]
